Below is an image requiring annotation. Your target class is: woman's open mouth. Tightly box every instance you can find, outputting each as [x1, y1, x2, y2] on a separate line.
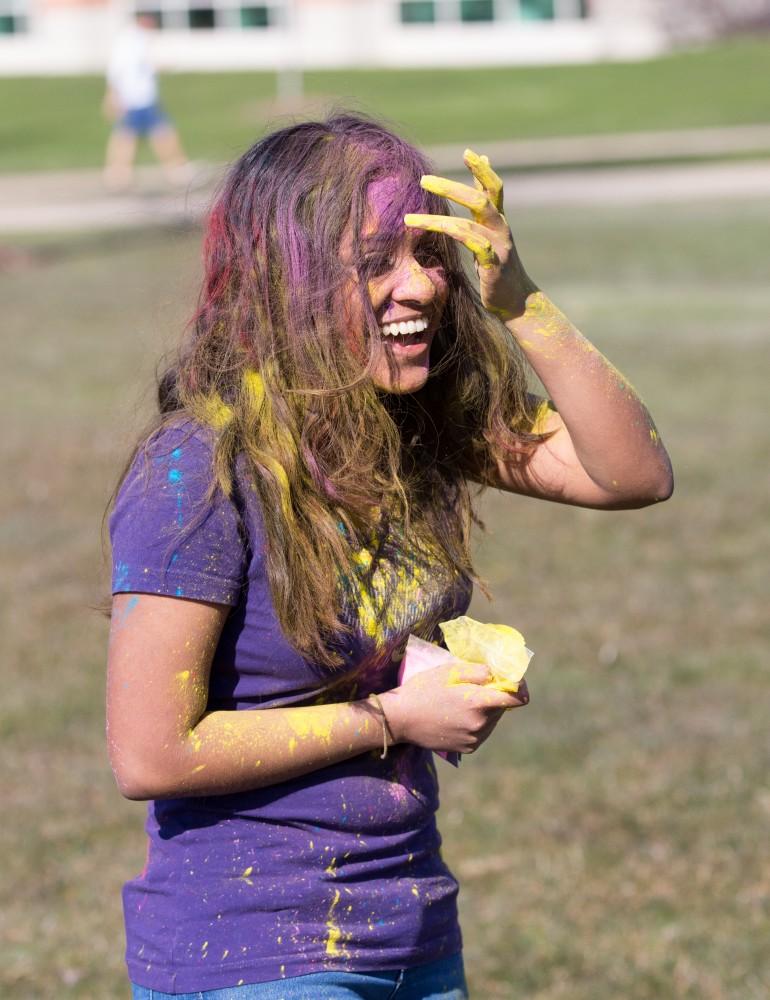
[379, 316, 430, 350]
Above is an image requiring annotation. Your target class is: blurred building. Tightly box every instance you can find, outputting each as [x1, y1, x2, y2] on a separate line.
[1, 0, 769, 75]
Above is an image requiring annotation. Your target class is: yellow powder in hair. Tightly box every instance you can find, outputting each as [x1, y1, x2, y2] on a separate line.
[197, 393, 233, 430]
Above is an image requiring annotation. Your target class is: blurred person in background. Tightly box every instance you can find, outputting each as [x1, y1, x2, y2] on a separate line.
[106, 113, 673, 999]
[102, 12, 191, 191]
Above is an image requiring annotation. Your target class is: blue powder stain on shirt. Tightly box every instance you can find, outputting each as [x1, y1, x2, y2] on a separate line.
[166, 464, 184, 525]
[175, 586, 184, 597]
[171, 448, 183, 460]
[114, 561, 131, 590]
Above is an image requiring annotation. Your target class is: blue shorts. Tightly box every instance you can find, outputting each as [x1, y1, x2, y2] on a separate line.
[119, 103, 169, 136]
[130, 952, 468, 999]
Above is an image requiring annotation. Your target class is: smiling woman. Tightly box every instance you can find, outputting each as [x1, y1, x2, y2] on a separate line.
[341, 178, 451, 394]
[106, 112, 672, 1000]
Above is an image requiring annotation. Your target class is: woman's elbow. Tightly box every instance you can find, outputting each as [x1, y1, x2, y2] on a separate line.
[111, 758, 162, 801]
[647, 460, 675, 505]
[624, 467, 674, 508]
[656, 468, 675, 503]
[109, 744, 180, 801]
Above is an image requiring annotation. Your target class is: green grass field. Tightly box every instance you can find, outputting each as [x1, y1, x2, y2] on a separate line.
[2, 194, 769, 998]
[1, 35, 770, 172]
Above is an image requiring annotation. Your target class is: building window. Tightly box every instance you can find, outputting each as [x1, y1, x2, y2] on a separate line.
[400, 1, 435, 22]
[240, 5, 270, 27]
[132, 0, 281, 31]
[188, 7, 216, 28]
[0, 0, 27, 33]
[460, 0, 493, 22]
[399, 0, 588, 25]
[520, 0, 554, 19]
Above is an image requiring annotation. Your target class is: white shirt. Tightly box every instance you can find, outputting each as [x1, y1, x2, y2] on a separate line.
[107, 26, 158, 111]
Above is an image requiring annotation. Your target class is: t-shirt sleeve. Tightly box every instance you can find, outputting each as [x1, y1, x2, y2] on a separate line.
[109, 424, 246, 606]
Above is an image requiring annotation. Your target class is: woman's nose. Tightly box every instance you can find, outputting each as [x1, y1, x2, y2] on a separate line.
[391, 257, 436, 304]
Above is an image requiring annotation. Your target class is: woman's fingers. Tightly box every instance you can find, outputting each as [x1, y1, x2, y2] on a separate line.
[444, 659, 491, 686]
[463, 148, 504, 212]
[419, 174, 500, 226]
[406, 151, 506, 271]
[403, 213, 498, 268]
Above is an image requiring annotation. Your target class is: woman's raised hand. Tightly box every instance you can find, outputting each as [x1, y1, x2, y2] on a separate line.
[404, 149, 537, 321]
[379, 659, 529, 755]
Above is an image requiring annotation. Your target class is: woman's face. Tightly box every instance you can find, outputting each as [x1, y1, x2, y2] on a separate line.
[343, 178, 450, 395]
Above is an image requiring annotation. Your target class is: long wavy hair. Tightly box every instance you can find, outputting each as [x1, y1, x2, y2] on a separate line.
[132, 113, 539, 666]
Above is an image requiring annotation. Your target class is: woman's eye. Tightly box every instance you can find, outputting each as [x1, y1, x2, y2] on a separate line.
[414, 246, 444, 270]
[362, 253, 396, 277]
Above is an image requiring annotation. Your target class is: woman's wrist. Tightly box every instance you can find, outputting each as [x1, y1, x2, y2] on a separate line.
[502, 289, 577, 345]
[374, 689, 404, 746]
[487, 272, 539, 323]
[367, 693, 396, 759]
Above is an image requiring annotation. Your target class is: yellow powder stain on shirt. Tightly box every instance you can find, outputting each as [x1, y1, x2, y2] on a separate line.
[352, 548, 373, 570]
[325, 857, 337, 876]
[325, 888, 343, 956]
[411, 884, 420, 897]
[222, 949, 229, 959]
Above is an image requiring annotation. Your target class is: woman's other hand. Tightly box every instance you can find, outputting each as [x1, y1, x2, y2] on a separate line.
[379, 660, 529, 755]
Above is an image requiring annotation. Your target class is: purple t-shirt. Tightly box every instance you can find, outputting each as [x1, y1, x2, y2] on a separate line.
[110, 422, 472, 993]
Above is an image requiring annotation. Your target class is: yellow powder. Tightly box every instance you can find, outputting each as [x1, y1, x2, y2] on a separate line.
[325, 888, 343, 956]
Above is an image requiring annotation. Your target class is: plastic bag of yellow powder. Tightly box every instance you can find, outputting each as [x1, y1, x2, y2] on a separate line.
[439, 616, 533, 693]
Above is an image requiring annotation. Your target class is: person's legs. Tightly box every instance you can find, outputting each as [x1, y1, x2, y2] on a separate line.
[104, 127, 138, 191]
[148, 122, 192, 186]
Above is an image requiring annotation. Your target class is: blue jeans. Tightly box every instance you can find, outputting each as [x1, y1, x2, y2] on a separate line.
[131, 953, 468, 999]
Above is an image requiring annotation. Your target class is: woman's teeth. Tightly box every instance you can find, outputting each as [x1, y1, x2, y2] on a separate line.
[380, 317, 429, 337]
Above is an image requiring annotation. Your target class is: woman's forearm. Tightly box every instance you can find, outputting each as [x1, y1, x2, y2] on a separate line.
[116, 699, 386, 800]
[509, 290, 673, 501]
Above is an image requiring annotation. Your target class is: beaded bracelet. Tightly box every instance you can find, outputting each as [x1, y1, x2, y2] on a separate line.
[368, 693, 394, 760]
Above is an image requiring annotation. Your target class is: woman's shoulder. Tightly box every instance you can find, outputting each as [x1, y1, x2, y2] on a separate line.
[111, 417, 230, 533]
[110, 418, 249, 604]
[135, 417, 217, 477]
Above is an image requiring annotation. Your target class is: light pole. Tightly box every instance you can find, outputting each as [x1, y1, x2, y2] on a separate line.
[277, 0, 304, 104]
